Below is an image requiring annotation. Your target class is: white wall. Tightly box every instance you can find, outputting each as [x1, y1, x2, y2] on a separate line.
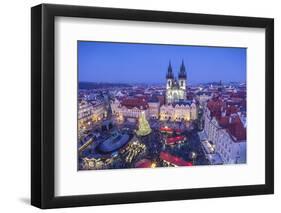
[0, 0, 279, 212]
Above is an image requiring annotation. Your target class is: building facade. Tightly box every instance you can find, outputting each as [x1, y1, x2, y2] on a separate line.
[203, 98, 246, 164]
[160, 102, 197, 121]
[78, 100, 106, 131]
[111, 99, 149, 120]
[91, 101, 106, 122]
[78, 100, 94, 129]
[148, 96, 160, 119]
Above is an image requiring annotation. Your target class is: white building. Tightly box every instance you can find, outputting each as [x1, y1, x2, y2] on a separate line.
[111, 99, 149, 119]
[216, 128, 246, 164]
[203, 99, 246, 164]
[111, 99, 120, 116]
[78, 100, 93, 128]
[91, 101, 106, 122]
[147, 96, 160, 119]
[78, 100, 106, 132]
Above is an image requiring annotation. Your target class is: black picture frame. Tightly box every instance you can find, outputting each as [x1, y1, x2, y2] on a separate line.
[31, 3, 274, 209]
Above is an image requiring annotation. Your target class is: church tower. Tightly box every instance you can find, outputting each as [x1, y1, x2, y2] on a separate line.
[165, 60, 187, 104]
[178, 60, 187, 90]
[166, 61, 174, 90]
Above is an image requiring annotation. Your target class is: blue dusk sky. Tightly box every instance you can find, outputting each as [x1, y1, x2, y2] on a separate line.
[78, 41, 246, 84]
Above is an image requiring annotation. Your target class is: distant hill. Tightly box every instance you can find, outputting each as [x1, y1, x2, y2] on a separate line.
[79, 82, 132, 89]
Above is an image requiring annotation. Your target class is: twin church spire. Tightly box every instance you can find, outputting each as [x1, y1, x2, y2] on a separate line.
[166, 60, 187, 80]
[165, 60, 187, 104]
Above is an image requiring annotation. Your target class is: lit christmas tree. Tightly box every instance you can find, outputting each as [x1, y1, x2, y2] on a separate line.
[136, 111, 152, 136]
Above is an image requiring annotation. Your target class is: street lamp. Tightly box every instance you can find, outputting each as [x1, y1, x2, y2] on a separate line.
[210, 144, 215, 153]
[190, 151, 197, 164]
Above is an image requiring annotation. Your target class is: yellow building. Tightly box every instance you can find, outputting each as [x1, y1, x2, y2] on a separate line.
[160, 102, 197, 122]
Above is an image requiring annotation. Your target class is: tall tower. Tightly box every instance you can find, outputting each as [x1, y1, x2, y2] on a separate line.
[166, 61, 174, 90]
[178, 60, 187, 90]
[178, 60, 187, 100]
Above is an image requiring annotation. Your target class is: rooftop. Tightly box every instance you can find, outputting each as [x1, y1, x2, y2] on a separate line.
[120, 98, 148, 110]
[160, 151, 192, 167]
[166, 136, 185, 144]
[135, 159, 153, 168]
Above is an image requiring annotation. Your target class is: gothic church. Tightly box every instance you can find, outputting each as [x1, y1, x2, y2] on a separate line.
[165, 60, 187, 104]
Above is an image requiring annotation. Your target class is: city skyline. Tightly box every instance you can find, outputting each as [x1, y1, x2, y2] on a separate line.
[78, 41, 247, 170]
[78, 41, 246, 84]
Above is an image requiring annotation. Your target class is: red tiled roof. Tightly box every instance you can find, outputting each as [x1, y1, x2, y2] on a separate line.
[231, 91, 246, 98]
[222, 105, 238, 116]
[135, 94, 149, 100]
[229, 105, 238, 114]
[135, 159, 153, 168]
[207, 98, 224, 116]
[160, 151, 192, 166]
[159, 127, 173, 133]
[121, 98, 148, 110]
[216, 115, 246, 141]
[215, 113, 246, 142]
[228, 116, 246, 141]
[166, 136, 185, 144]
[218, 116, 229, 128]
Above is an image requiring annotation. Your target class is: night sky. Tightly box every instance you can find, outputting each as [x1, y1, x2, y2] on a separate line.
[78, 41, 246, 84]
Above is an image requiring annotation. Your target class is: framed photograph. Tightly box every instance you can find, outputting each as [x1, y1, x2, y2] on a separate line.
[31, 4, 274, 209]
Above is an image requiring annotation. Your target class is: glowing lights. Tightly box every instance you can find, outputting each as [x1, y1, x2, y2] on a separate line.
[151, 162, 156, 168]
[191, 152, 197, 159]
[136, 111, 152, 136]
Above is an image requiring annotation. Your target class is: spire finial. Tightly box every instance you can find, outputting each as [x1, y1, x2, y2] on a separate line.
[179, 59, 186, 79]
[168, 60, 172, 70]
[166, 60, 174, 79]
[181, 59, 185, 68]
